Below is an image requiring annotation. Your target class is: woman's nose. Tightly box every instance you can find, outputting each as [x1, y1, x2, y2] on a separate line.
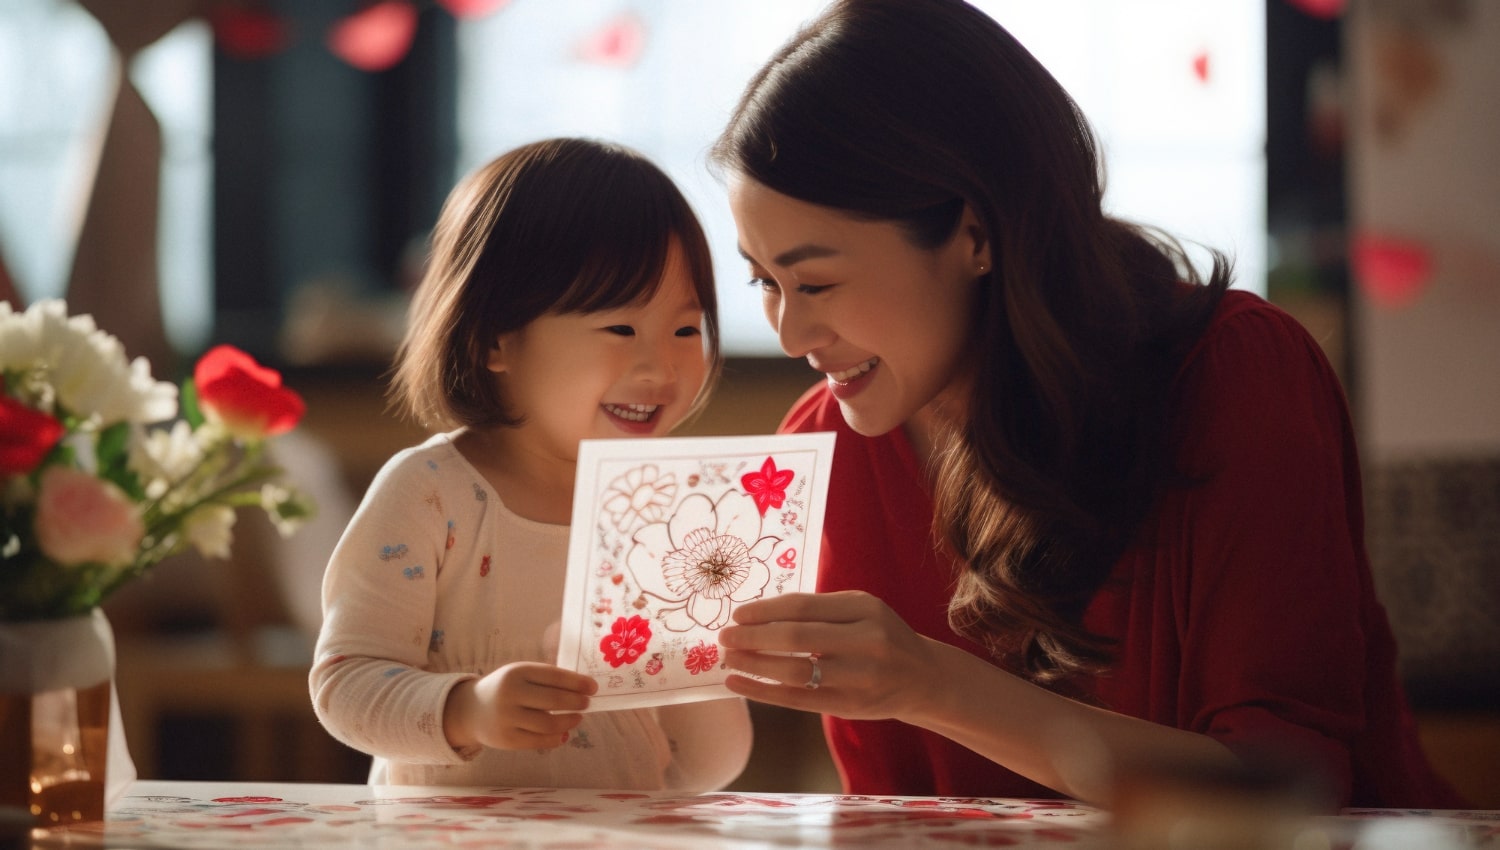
[773, 298, 831, 359]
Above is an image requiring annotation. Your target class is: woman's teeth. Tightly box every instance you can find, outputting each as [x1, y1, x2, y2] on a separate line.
[829, 357, 878, 383]
[605, 403, 658, 422]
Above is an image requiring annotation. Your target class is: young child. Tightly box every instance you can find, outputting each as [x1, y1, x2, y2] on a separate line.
[310, 138, 751, 791]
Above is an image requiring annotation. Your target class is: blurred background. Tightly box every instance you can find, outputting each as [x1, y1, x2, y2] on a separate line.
[0, 0, 1495, 803]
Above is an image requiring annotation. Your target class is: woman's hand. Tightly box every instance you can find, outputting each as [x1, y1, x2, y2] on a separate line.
[718, 590, 945, 722]
[443, 662, 598, 752]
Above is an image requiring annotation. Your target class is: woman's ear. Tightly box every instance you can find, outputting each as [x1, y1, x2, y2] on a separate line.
[485, 335, 509, 373]
[959, 204, 992, 275]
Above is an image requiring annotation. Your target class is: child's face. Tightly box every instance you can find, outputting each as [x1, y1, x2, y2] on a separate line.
[487, 241, 709, 461]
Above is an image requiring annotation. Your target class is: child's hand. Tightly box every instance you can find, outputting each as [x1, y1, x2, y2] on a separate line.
[443, 662, 599, 751]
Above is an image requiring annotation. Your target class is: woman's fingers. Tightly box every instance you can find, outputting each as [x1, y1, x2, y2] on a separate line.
[730, 590, 876, 625]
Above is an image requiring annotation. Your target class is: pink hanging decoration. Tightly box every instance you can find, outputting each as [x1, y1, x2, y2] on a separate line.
[575, 13, 646, 68]
[436, 0, 511, 19]
[1192, 50, 1210, 84]
[327, 1, 418, 72]
[1284, 0, 1345, 20]
[210, 5, 291, 59]
[1351, 232, 1434, 309]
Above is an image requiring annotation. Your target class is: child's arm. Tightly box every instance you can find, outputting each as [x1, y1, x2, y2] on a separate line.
[442, 662, 599, 751]
[311, 449, 478, 764]
[655, 698, 753, 791]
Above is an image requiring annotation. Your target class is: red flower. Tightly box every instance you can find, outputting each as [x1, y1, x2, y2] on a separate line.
[194, 345, 305, 439]
[599, 615, 651, 668]
[683, 641, 718, 675]
[0, 396, 64, 475]
[740, 456, 795, 517]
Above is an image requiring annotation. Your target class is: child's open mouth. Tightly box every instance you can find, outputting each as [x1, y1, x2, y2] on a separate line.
[603, 403, 659, 425]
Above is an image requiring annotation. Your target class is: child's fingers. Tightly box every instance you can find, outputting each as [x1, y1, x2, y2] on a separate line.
[512, 662, 600, 695]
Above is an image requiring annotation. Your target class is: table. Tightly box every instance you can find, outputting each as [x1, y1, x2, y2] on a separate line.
[27, 780, 1500, 849]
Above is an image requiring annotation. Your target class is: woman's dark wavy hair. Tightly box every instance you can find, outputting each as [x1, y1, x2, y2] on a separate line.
[711, 0, 1229, 682]
[391, 137, 722, 431]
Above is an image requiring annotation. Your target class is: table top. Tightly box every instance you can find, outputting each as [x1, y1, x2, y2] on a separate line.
[29, 780, 1500, 849]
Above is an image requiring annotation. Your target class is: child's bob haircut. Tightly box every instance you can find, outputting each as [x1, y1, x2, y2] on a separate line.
[391, 137, 722, 431]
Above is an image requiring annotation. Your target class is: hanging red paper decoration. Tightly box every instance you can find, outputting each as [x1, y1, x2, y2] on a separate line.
[1351, 232, 1434, 309]
[1284, 0, 1345, 20]
[575, 12, 646, 69]
[436, 0, 511, 19]
[327, 0, 418, 72]
[210, 5, 291, 59]
[1192, 50, 1210, 84]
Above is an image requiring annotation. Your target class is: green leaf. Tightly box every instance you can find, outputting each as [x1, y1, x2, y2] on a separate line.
[181, 378, 204, 429]
[96, 421, 147, 500]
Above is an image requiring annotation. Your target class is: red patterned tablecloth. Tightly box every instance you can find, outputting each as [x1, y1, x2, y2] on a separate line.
[31, 780, 1500, 849]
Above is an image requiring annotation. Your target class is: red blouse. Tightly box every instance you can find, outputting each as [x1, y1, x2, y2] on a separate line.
[780, 290, 1464, 807]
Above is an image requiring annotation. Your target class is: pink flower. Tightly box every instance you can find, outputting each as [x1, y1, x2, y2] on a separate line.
[34, 466, 144, 567]
[740, 456, 795, 517]
[599, 615, 652, 668]
[683, 642, 718, 675]
[0, 396, 64, 475]
[194, 345, 305, 439]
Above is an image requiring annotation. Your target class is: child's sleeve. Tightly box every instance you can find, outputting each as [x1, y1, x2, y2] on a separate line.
[309, 449, 479, 765]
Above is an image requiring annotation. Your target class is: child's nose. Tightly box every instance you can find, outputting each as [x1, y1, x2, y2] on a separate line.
[632, 338, 679, 383]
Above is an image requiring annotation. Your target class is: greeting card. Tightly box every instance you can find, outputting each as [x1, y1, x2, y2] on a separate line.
[556, 432, 835, 711]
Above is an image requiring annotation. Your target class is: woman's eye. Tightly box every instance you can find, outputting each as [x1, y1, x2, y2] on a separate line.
[796, 284, 832, 295]
[605, 325, 635, 336]
[748, 276, 779, 292]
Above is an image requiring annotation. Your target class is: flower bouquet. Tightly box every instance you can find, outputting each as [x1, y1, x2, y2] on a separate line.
[0, 300, 314, 622]
[1, 299, 315, 826]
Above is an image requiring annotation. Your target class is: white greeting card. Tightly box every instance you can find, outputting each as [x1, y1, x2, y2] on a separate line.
[556, 432, 836, 711]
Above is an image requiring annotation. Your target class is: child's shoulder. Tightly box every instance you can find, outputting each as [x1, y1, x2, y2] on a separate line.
[369, 432, 466, 489]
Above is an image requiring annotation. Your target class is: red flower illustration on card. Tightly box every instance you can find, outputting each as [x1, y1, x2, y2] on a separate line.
[683, 642, 718, 675]
[740, 456, 794, 517]
[599, 615, 652, 668]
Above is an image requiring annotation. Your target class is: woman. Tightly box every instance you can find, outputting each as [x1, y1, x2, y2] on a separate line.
[712, 0, 1462, 808]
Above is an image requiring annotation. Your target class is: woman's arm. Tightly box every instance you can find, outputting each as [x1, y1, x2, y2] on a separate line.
[719, 590, 1237, 805]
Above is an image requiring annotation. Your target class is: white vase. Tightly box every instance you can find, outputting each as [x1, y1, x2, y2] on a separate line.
[0, 608, 136, 829]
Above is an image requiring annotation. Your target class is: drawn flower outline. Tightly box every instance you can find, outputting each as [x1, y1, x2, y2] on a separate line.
[627, 490, 778, 631]
[601, 464, 677, 532]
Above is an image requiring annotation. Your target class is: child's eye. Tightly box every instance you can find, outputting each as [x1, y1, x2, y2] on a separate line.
[605, 325, 635, 336]
[675, 325, 701, 337]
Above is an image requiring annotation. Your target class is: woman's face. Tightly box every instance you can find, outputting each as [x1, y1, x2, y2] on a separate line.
[728, 176, 987, 438]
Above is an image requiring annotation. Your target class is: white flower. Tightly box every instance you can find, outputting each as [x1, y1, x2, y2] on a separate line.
[260, 483, 314, 537]
[183, 504, 236, 560]
[0, 300, 177, 425]
[627, 490, 778, 631]
[129, 421, 206, 498]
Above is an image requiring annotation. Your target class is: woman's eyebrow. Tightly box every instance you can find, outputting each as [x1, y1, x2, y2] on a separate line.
[737, 243, 840, 267]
